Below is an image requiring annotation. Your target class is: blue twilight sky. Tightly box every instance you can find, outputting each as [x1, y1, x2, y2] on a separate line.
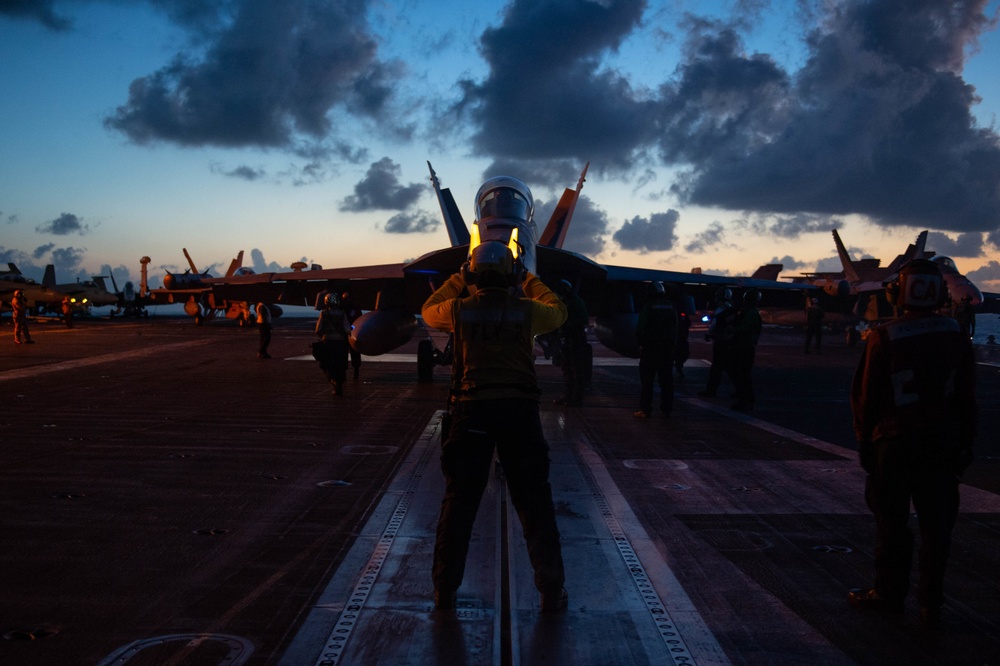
[3, 0, 1000, 292]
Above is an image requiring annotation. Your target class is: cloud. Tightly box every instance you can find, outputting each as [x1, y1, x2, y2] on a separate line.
[340, 157, 424, 212]
[50, 246, 88, 281]
[211, 163, 266, 181]
[454, 0, 653, 167]
[0, 246, 31, 267]
[612, 210, 680, 253]
[0, 0, 72, 30]
[383, 211, 439, 234]
[104, 0, 408, 151]
[925, 231, 986, 258]
[535, 194, 609, 257]
[455, 0, 1000, 237]
[99, 263, 134, 290]
[33, 243, 55, 259]
[767, 255, 807, 271]
[967, 260, 1000, 283]
[670, 1, 1000, 233]
[250, 248, 287, 273]
[480, 158, 587, 193]
[738, 212, 839, 239]
[36, 212, 88, 235]
[684, 221, 727, 254]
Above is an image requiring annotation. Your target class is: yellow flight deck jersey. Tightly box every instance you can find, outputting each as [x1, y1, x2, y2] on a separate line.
[422, 273, 568, 401]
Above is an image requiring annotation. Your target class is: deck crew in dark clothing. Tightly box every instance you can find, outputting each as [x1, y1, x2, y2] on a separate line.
[634, 281, 677, 418]
[849, 259, 977, 630]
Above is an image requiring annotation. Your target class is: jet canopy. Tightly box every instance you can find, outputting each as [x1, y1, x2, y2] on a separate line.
[475, 176, 533, 226]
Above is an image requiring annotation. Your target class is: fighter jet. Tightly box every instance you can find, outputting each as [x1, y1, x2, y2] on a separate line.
[776, 229, 985, 336]
[40, 265, 121, 309]
[0, 263, 115, 314]
[144, 250, 271, 324]
[200, 162, 811, 375]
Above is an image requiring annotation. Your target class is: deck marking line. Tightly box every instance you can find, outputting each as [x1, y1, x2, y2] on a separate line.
[576, 459, 699, 665]
[0, 339, 214, 382]
[310, 413, 438, 666]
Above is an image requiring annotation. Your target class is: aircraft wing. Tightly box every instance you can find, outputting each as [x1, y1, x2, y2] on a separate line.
[206, 262, 412, 310]
[602, 264, 816, 296]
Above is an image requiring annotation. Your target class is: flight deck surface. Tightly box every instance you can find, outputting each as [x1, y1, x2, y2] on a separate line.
[1, 315, 998, 665]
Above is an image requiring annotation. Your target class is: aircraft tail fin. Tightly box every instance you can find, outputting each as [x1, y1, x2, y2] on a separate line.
[913, 230, 928, 259]
[886, 230, 929, 274]
[92, 276, 109, 292]
[105, 268, 121, 295]
[832, 229, 861, 283]
[224, 250, 245, 278]
[539, 162, 589, 249]
[43, 264, 56, 288]
[750, 263, 783, 281]
[5, 263, 21, 275]
[183, 248, 199, 274]
[428, 161, 470, 247]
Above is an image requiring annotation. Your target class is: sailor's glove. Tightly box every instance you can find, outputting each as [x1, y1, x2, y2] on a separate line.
[859, 441, 876, 474]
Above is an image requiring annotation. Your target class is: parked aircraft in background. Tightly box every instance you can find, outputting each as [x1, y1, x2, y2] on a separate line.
[761, 229, 986, 340]
[0, 263, 119, 314]
[41, 265, 121, 309]
[143, 250, 275, 324]
[195, 162, 811, 376]
[0, 265, 60, 311]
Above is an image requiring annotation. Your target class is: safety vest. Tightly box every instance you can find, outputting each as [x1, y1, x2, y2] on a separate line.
[451, 289, 539, 400]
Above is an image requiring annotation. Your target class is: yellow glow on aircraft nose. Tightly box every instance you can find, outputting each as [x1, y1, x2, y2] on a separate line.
[467, 224, 481, 258]
[508, 228, 519, 260]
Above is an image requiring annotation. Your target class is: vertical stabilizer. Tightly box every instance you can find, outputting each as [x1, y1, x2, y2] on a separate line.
[428, 162, 470, 247]
[750, 264, 783, 281]
[886, 230, 929, 273]
[43, 264, 56, 288]
[225, 250, 245, 277]
[182, 248, 199, 274]
[539, 162, 589, 249]
[913, 230, 928, 259]
[832, 229, 861, 283]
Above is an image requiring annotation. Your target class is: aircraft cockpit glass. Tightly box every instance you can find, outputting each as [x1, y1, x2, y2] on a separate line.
[477, 188, 530, 223]
[931, 256, 957, 273]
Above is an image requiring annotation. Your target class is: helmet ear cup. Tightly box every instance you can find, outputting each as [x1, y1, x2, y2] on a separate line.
[461, 261, 477, 285]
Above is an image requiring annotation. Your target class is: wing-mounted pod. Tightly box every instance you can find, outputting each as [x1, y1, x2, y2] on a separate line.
[348, 281, 419, 356]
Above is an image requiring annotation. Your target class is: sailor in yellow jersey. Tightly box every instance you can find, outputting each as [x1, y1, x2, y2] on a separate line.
[422, 179, 569, 614]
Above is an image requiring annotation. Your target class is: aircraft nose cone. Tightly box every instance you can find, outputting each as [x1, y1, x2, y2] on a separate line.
[163, 274, 177, 290]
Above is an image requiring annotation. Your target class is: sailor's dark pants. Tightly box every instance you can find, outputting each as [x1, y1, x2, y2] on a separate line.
[638, 345, 674, 415]
[865, 436, 960, 609]
[433, 398, 565, 597]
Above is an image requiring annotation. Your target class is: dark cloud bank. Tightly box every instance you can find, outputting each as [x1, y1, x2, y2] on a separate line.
[5, 0, 1000, 252]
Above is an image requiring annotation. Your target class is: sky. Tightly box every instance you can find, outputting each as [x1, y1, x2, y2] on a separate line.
[2, 0, 1000, 294]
